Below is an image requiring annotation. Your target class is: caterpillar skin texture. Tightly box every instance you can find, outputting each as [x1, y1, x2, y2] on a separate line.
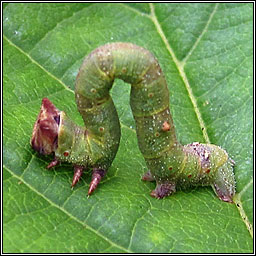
[31, 42, 236, 202]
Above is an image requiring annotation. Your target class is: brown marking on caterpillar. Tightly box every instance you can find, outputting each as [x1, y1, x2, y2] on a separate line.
[188, 174, 192, 178]
[148, 93, 154, 98]
[99, 127, 104, 132]
[162, 121, 171, 131]
[205, 169, 211, 174]
[63, 151, 69, 157]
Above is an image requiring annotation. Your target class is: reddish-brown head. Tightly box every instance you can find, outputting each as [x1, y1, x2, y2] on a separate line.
[31, 98, 60, 155]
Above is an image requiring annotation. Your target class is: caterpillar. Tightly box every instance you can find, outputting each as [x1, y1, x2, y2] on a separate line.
[31, 42, 235, 202]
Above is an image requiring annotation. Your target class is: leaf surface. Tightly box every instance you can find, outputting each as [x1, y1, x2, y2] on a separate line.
[3, 3, 253, 253]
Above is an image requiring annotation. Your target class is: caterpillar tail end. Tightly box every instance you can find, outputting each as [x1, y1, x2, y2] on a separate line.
[212, 157, 236, 203]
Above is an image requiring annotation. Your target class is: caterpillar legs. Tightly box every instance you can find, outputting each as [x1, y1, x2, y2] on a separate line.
[141, 170, 155, 181]
[46, 156, 106, 196]
[150, 182, 176, 199]
[46, 158, 60, 169]
[88, 168, 106, 196]
[142, 158, 235, 202]
[71, 165, 84, 188]
[142, 170, 176, 199]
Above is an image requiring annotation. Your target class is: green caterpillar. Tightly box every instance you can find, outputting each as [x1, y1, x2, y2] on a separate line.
[31, 42, 235, 202]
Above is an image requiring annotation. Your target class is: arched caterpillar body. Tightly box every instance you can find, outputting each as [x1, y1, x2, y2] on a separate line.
[31, 42, 235, 202]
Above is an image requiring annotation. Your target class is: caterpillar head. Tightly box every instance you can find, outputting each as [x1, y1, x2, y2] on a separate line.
[31, 98, 60, 155]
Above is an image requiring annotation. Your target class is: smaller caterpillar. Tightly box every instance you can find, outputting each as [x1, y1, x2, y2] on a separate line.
[31, 43, 236, 202]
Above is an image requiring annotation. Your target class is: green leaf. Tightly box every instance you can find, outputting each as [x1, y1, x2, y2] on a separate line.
[3, 3, 253, 253]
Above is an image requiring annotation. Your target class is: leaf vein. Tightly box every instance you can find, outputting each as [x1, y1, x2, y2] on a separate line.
[181, 3, 219, 64]
[3, 35, 73, 94]
[4, 165, 131, 253]
[119, 3, 151, 18]
[28, 4, 90, 54]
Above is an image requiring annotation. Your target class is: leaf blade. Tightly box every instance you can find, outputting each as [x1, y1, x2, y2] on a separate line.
[3, 3, 253, 253]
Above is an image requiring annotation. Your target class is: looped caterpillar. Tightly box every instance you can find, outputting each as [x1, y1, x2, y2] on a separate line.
[31, 43, 235, 202]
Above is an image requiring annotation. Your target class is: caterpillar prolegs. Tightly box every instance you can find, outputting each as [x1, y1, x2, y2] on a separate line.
[31, 43, 236, 202]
